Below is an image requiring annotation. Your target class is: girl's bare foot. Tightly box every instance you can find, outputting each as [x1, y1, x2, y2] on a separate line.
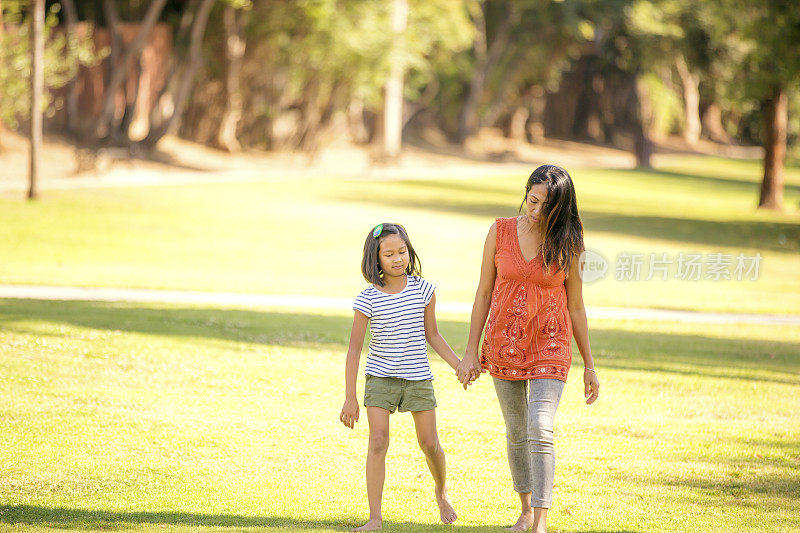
[436, 493, 457, 524]
[351, 518, 382, 532]
[505, 510, 534, 532]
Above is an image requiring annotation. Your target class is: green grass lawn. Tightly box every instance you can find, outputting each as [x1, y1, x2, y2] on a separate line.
[0, 154, 798, 314]
[1, 299, 799, 532]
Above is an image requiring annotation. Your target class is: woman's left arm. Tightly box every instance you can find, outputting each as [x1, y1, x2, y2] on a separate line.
[565, 255, 599, 404]
[424, 292, 462, 371]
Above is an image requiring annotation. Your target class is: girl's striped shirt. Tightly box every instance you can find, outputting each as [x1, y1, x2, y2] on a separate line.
[353, 275, 435, 380]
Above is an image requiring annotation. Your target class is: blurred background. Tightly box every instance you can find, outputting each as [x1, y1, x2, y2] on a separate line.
[0, 0, 798, 206]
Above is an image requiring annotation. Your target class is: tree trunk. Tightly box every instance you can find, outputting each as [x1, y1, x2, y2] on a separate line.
[675, 53, 700, 146]
[29, 0, 44, 199]
[143, 0, 215, 147]
[701, 102, 731, 143]
[347, 99, 371, 145]
[759, 86, 787, 210]
[146, 0, 199, 134]
[297, 77, 322, 153]
[119, 60, 142, 141]
[457, 3, 520, 144]
[457, 1, 486, 144]
[383, 0, 408, 159]
[634, 75, 653, 168]
[103, 0, 123, 82]
[503, 106, 529, 140]
[217, 5, 245, 153]
[93, 0, 168, 140]
[482, 51, 522, 129]
[60, 0, 80, 135]
[0, 0, 5, 151]
[401, 77, 438, 132]
[102, 0, 130, 142]
[527, 86, 546, 143]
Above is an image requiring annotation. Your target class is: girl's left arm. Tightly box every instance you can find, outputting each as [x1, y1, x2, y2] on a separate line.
[424, 292, 462, 371]
[566, 254, 599, 404]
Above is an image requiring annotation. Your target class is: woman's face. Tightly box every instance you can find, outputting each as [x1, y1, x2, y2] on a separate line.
[524, 183, 549, 226]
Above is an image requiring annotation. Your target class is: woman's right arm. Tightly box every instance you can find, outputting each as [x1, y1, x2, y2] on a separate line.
[340, 310, 369, 429]
[457, 222, 497, 387]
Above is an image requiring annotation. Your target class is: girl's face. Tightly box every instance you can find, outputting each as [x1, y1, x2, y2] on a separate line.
[377, 234, 410, 278]
[525, 183, 549, 226]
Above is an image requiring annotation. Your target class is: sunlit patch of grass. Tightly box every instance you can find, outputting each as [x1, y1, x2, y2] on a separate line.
[0, 158, 798, 314]
[1, 299, 798, 532]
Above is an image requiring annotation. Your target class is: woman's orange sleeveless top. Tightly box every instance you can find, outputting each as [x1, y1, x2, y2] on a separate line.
[480, 217, 572, 381]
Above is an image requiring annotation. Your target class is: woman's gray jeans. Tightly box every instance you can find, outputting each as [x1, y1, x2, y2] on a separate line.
[493, 377, 565, 508]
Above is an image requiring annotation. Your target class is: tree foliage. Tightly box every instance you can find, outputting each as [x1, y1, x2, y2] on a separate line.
[0, 0, 99, 129]
[1, 0, 797, 206]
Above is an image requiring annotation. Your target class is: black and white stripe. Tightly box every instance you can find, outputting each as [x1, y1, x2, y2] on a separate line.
[353, 276, 435, 380]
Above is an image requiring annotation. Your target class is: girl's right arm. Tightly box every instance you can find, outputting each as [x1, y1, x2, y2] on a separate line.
[457, 222, 497, 387]
[340, 310, 369, 429]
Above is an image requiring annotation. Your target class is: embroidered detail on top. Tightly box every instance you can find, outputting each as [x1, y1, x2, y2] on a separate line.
[496, 285, 528, 363]
[539, 294, 568, 360]
[482, 360, 568, 380]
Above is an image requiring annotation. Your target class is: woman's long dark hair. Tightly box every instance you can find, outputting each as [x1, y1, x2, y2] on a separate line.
[519, 165, 584, 274]
[361, 223, 421, 286]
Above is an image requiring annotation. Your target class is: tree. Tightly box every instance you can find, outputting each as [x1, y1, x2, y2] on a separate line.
[29, 0, 44, 200]
[226, 0, 471, 152]
[456, 0, 520, 144]
[216, 2, 248, 152]
[60, 0, 80, 134]
[143, 0, 217, 147]
[0, 0, 5, 151]
[0, 1, 97, 133]
[93, 0, 169, 140]
[719, 0, 800, 210]
[623, 0, 711, 146]
[383, 0, 408, 158]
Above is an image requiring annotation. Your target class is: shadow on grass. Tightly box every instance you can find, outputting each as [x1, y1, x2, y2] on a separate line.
[732, 435, 800, 457]
[580, 212, 800, 253]
[0, 298, 353, 350]
[589, 326, 800, 385]
[0, 507, 345, 530]
[1, 299, 799, 385]
[629, 470, 800, 516]
[616, 167, 800, 196]
[0, 505, 638, 532]
[338, 177, 800, 253]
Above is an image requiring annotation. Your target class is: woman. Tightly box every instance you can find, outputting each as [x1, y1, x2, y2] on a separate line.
[457, 165, 599, 533]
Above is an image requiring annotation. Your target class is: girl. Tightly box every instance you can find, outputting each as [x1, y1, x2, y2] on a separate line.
[340, 222, 460, 532]
[457, 165, 600, 533]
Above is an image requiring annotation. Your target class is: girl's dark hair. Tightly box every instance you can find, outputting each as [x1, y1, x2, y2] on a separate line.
[519, 165, 585, 273]
[361, 223, 421, 286]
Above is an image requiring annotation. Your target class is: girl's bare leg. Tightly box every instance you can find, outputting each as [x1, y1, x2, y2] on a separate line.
[411, 409, 457, 524]
[353, 407, 391, 532]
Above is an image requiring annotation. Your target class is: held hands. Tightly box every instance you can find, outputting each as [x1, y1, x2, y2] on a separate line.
[584, 368, 600, 404]
[456, 354, 485, 390]
[340, 397, 359, 429]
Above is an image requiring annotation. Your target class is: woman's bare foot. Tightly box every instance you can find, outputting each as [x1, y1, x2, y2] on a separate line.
[351, 518, 382, 531]
[504, 510, 534, 532]
[436, 493, 457, 524]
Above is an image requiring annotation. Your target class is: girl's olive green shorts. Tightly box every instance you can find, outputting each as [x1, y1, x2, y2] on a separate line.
[364, 375, 437, 413]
